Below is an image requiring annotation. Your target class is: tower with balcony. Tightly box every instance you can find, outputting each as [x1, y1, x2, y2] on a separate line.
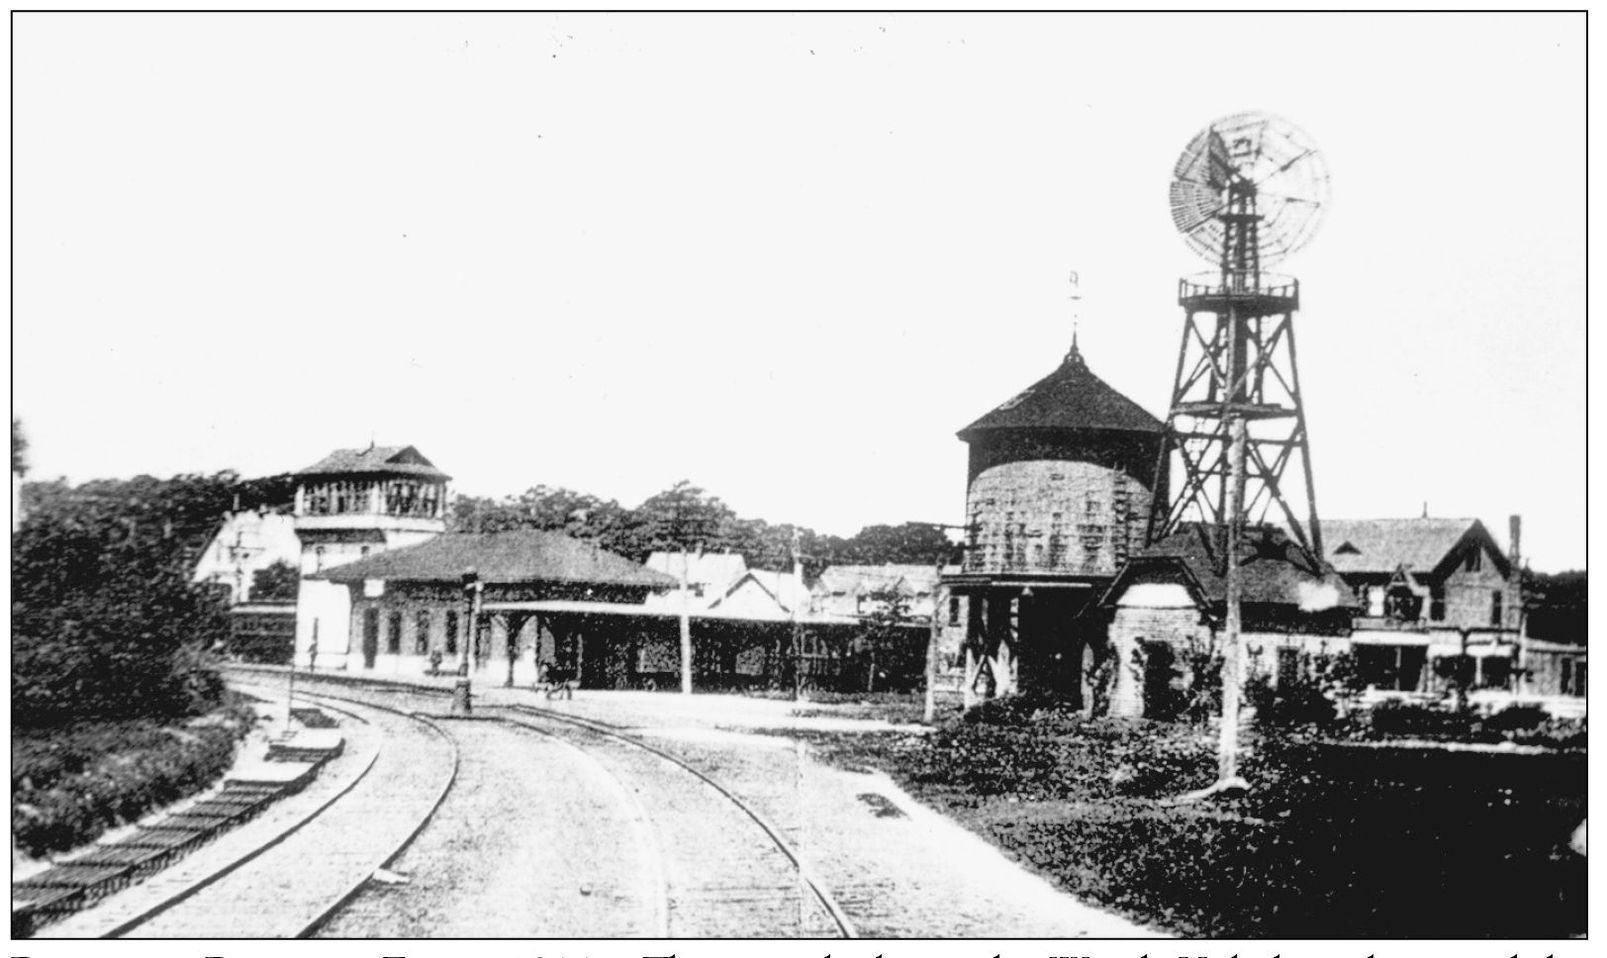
[943, 340, 1164, 702]
[291, 445, 450, 669]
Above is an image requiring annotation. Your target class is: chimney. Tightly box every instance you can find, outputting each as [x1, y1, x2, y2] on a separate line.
[1509, 514, 1522, 563]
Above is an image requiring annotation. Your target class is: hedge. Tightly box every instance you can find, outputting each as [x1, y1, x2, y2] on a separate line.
[12, 700, 258, 857]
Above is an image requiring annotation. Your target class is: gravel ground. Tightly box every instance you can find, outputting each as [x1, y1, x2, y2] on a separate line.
[126, 694, 453, 938]
[318, 718, 660, 937]
[643, 729, 1152, 937]
[237, 671, 1153, 938]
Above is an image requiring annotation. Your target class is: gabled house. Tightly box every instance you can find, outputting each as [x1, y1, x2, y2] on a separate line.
[194, 509, 302, 663]
[812, 563, 942, 621]
[1322, 517, 1523, 694]
[708, 569, 813, 621]
[194, 510, 301, 604]
[643, 550, 749, 605]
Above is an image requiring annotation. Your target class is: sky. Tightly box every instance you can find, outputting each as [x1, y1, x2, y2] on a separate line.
[10, 12, 1587, 571]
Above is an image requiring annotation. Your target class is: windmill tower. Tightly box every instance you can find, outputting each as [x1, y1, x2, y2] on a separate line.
[1149, 112, 1331, 570]
[1148, 112, 1331, 789]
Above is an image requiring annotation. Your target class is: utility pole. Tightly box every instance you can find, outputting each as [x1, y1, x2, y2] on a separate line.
[454, 569, 480, 714]
[924, 558, 942, 724]
[791, 529, 806, 702]
[679, 552, 693, 695]
[905, 521, 973, 723]
[1216, 415, 1249, 788]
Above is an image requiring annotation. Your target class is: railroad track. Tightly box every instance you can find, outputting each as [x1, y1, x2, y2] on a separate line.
[44, 669, 858, 938]
[42, 686, 461, 939]
[277, 676, 857, 938]
[501, 704, 861, 938]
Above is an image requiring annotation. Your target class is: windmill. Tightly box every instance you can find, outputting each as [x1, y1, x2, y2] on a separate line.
[1151, 112, 1331, 792]
[1151, 111, 1330, 566]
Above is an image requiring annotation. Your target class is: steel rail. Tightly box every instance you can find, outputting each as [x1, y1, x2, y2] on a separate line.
[291, 688, 461, 939]
[487, 716, 672, 937]
[98, 686, 460, 939]
[499, 702, 859, 939]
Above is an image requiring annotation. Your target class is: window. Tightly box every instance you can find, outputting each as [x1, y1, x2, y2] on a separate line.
[360, 546, 371, 559]
[1562, 659, 1586, 697]
[386, 611, 402, 654]
[1276, 647, 1301, 687]
[415, 610, 431, 654]
[314, 546, 326, 572]
[445, 610, 459, 655]
[1085, 497, 1102, 516]
[1465, 548, 1482, 572]
[1491, 590, 1504, 627]
[1429, 586, 1446, 622]
[948, 597, 961, 626]
[1479, 656, 1512, 690]
[305, 484, 332, 515]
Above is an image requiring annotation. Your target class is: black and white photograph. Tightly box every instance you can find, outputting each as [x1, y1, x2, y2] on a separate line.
[8, 9, 1588, 949]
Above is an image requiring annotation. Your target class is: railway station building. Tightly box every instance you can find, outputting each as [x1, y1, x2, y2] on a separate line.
[286, 444, 921, 689]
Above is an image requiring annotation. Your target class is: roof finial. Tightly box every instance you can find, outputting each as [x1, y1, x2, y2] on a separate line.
[1065, 269, 1084, 367]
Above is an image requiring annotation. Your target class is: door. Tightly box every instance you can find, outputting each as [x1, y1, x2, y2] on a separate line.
[361, 607, 380, 669]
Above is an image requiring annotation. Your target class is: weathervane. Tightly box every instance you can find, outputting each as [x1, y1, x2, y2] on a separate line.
[1067, 269, 1082, 361]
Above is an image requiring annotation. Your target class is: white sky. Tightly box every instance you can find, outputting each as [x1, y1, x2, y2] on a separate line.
[9, 12, 1587, 571]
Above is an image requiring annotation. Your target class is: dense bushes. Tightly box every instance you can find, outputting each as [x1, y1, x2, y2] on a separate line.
[871, 707, 1586, 937]
[915, 702, 1217, 802]
[12, 701, 258, 856]
[1354, 700, 1586, 748]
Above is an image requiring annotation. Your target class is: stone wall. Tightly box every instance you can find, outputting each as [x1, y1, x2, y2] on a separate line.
[965, 459, 1151, 578]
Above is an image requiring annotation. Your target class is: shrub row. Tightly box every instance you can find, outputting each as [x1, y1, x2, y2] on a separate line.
[871, 709, 1586, 937]
[1350, 700, 1586, 748]
[11, 700, 257, 857]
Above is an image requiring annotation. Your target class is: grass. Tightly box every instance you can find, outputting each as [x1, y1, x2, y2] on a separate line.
[792, 700, 1587, 938]
[11, 696, 259, 857]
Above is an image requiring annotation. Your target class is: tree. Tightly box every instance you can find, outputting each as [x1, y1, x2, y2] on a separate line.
[251, 560, 301, 602]
[614, 480, 746, 560]
[855, 587, 919, 693]
[12, 417, 28, 476]
[839, 523, 956, 565]
[1524, 569, 1586, 643]
[12, 472, 239, 727]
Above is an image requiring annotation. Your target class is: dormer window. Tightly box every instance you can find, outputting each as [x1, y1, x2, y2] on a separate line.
[1335, 541, 1360, 555]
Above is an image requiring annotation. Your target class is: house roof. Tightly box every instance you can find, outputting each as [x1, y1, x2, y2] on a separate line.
[957, 342, 1164, 440]
[815, 564, 941, 597]
[193, 511, 301, 583]
[710, 569, 814, 615]
[644, 551, 749, 590]
[1322, 518, 1506, 577]
[1104, 524, 1355, 611]
[315, 530, 674, 589]
[297, 445, 451, 482]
